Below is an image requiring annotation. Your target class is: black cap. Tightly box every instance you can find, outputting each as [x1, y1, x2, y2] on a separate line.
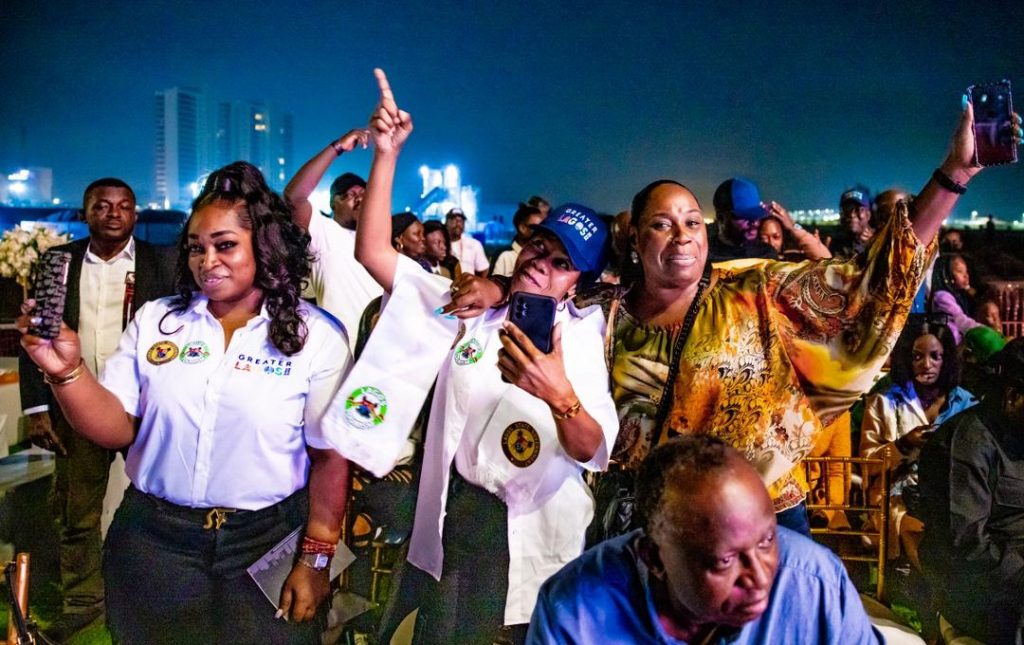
[329, 172, 366, 199]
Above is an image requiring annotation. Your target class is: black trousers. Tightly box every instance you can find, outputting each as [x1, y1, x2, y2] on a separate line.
[410, 471, 526, 645]
[103, 486, 325, 644]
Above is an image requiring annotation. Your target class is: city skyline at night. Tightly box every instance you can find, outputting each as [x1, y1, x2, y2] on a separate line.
[2, 1, 1022, 220]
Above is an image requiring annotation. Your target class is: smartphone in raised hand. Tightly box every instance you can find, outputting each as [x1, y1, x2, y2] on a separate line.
[968, 80, 1017, 167]
[506, 292, 557, 354]
[28, 250, 72, 339]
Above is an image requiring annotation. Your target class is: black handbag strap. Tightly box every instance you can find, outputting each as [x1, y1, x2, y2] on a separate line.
[651, 261, 713, 444]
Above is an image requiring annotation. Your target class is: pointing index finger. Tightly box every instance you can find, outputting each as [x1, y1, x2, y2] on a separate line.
[374, 68, 396, 107]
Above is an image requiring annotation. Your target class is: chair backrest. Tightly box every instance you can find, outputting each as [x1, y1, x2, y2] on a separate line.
[802, 455, 890, 601]
[989, 280, 1024, 339]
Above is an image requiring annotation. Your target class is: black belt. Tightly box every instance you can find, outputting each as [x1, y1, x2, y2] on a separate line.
[125, 485, 306, 531]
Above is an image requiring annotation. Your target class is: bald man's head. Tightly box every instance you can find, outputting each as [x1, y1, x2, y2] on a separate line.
[636, 437, 780, 633]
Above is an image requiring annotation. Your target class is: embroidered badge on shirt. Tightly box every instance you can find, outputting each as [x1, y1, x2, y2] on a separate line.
[501, 421, 540, 468]
[146, 341, 179, 365]
[453, 338, 483, 366]
[179, 341, 211, 364]
[344, 386, 388, 430]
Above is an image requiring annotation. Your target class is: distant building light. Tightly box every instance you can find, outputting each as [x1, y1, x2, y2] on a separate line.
[190, 182, 200, 198]
[254, 113, 264, 121]
[7, 169, 30, 182]
[971, 210, 978, 219]
[254, 124, 267, 131]
[9, 181, 26, 195]
[52, 198, 61, 205]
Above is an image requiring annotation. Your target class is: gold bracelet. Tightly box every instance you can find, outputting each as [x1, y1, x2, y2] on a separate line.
[552, 398, 582, 421]
[43, 359, 85, 386]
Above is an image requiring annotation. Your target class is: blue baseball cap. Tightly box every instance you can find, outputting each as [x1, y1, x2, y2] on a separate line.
[532, 203, 609, 274]
[840, 188, 871, 209]
[713, 177, 766, 221]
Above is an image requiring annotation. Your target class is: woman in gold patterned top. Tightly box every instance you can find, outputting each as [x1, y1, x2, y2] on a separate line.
[575, 100, 1022, 537]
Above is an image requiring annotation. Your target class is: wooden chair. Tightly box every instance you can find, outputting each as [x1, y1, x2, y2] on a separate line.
[802, 455, 890, 601]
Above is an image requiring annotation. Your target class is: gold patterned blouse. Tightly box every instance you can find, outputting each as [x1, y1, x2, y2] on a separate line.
[580, 204, 935, 511]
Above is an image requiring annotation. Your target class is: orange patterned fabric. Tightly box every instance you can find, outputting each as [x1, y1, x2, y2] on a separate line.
[585, 204, 935, 511]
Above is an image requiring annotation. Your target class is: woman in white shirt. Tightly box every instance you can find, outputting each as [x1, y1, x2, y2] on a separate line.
[20, 161, 352, 644]
[354, 69, 618, 644]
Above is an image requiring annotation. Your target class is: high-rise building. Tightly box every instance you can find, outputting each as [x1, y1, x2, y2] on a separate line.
[154, 87, 209, 209]
[214, 101, 293, 192]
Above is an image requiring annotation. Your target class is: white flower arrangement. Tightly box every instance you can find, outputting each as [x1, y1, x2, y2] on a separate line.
[0, 225, 71, 295]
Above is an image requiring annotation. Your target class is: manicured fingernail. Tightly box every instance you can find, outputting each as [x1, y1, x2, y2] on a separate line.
[962, 94, 969, 111]
[274, 609, 284, 619]
[434, 307, 444, 315]
[444, 314, 457, 320]
[29, 316, 41, 326]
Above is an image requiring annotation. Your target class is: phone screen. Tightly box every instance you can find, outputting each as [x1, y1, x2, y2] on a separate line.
[28, 250, 72, 339]
[969, 80, 1017, 167]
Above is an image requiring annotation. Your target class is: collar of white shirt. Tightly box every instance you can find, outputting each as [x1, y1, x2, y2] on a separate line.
[84, 237, 136, 264]
[184, 293, 271, 325]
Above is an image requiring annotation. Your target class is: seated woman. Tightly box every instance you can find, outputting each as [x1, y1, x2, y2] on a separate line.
[860, 317, 976, 568]
[930, 253, 981, 344]
[422, 219, 461, 279]
[19, 162, 352, 643]
[350, 70, 618, 644]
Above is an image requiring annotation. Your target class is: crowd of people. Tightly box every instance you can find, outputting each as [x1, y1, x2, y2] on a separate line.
[14, 67, 1024, 644]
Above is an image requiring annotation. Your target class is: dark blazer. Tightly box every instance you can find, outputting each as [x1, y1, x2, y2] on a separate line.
[18, 237, 178, 412]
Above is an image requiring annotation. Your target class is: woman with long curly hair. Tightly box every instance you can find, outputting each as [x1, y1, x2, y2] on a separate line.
[19, 161, 352, 644]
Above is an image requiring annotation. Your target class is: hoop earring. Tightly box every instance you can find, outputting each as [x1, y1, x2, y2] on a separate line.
[630, 250, 639, 264]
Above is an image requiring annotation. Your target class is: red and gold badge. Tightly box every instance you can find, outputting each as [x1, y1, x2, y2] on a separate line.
[501, 422, 540, 468]
[146, 340, 179, 365]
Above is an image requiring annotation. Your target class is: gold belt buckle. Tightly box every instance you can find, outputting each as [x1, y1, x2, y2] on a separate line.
[203, 507, 236, 530]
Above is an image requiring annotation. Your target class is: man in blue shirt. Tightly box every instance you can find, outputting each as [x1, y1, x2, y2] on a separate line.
[528, 436, 881, 644]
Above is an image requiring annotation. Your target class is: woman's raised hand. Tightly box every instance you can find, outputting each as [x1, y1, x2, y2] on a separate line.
[369, 68, 413, 155]
[16, 299, 83, 378]
[941, 100, 1023, 184]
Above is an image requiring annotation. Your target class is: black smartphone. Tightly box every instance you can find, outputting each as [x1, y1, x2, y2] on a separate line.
[968, 80, 1017, 167]
[506, 292, 557, 354]
[28, 250, 72, 339]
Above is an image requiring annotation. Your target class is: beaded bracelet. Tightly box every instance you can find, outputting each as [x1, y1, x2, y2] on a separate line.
[300, 535, 337, 556]
[43, 359, 85, 387]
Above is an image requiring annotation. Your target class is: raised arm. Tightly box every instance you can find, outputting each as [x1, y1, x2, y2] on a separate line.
[911, 101, 1022, 245]
[284, 129, 369, 230]
[354, 69, 413, 293]
[767, 201, 831, 260]
[18, 313, 134, 448]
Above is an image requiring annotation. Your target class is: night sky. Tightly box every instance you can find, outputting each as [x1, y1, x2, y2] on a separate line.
[2, 0, 1022, 218]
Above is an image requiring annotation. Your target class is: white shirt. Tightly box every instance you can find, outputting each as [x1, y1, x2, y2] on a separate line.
[24, 239, 136, 416]
[393, 258, 619, 624]
[100, 296, 352, 510]
[449, 234, 489, 274]
[306, 211, 383, 352]
[492, 241, 522, 278]
[80, 238, 136, 377]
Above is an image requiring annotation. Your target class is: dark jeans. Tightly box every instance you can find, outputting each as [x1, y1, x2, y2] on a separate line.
[776, 501, 811, 537]
[103, 486, 325, 644]
[409, 471, 525, 645]
[52, 413, 112, 613]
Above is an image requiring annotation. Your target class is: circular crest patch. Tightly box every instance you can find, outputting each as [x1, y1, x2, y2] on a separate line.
[344, 386, 388, 430]
[179, 341, 211, 364]
[501, 422, 541, 468]
[146, 341, 179, 365]
[453, 338, 483, 366]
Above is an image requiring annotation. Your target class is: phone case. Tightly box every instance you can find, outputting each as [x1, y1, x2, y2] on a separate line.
[968, 79, 1017, 167]
[28, 250, 72, 339]
[507, 292, 557, 354]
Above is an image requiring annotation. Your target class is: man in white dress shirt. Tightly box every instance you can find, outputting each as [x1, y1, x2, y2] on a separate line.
[18, 178, 175, 640]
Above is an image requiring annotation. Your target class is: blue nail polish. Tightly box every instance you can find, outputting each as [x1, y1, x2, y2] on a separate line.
[434, 307, 444, 316]
[962, 94, 969, 111]
[444, 314, 457, 320]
